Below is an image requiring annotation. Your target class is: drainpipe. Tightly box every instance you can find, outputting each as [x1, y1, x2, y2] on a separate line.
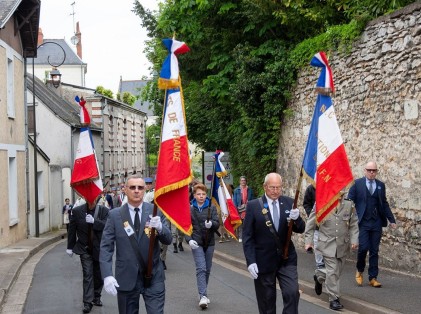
[71, 125, 77, 203]
[24, 58, 30, 238]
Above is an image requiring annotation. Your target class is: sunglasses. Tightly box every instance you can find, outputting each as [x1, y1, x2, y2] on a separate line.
[366, 169, 378, 173]
[128, 185, 145, 191]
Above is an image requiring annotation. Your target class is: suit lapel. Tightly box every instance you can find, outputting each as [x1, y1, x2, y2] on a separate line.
[138, 202, 151, 242]
[119, 204, 134, 230]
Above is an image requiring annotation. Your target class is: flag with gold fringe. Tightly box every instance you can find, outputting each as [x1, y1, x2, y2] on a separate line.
[154, 38, 193, 235]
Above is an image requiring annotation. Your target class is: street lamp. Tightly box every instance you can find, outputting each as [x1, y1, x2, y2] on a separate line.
[32, 41, 66, 237]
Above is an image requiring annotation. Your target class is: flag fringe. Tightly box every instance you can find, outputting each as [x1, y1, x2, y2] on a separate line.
[160, 210, 193, 236]
[158, 78, 180, 90]
[154, 177, 192, 200]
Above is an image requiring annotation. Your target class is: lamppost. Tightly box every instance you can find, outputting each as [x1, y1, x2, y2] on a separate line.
[32, 41, 66, 237]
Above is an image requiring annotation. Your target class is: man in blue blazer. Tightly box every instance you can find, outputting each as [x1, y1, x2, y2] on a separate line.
[347, 161, 396, 288]
[100, 174, 172, 314]
[242, 172, 305, 314]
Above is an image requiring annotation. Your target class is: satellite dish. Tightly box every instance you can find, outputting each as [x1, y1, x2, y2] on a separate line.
[71, 35, 79, 45]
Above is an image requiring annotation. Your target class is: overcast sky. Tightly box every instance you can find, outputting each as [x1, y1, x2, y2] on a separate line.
[39, 0, 159, 93]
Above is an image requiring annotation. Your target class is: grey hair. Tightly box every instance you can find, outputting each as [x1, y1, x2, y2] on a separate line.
[263, 172, 282, 185]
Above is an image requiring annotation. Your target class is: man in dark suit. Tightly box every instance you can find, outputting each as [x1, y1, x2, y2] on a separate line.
[242, 172, 305, 314]
[100, 174, 172, 314]
[347, 161, 397, 288]
[67, 196, 109, 313]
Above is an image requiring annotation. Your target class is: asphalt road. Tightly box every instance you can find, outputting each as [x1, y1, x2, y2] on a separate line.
[22, 241, 352, 314]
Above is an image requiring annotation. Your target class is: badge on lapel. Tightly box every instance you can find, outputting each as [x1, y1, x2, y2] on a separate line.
[123, 221, 134, 236]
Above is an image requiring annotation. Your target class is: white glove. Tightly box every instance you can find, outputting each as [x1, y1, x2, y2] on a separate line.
[86, 214, 94, 224]
[149, 216, 163, 232]
[204, 220, 212, 229]
[104, 276, 119, 296]
[66, 249, 73, 257]
[248, 263, 259, 279]
[289, 208, 300, 220]
[189, 240, 199, 250]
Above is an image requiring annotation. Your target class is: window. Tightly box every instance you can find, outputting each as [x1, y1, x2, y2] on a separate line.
[8, 156, 18, 226]
[7, 56, 15, 118]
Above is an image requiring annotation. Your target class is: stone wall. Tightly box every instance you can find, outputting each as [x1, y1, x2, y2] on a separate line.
[278, 2, 421, 274]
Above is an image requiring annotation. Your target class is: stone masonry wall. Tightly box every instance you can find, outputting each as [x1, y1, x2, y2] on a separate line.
[278, 2, 421, 274]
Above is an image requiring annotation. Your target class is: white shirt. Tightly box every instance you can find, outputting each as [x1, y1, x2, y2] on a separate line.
[265, 195, 280, 220]
[127, 203, 143, 225]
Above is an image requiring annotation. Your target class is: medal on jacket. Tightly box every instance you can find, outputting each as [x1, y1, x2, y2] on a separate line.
[123, 221, 135, 236]
[144, 221, 155, 238]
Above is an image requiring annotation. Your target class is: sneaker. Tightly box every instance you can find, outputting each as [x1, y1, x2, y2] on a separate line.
[204, 296, 210, 304]
[199, 296, 208, 309]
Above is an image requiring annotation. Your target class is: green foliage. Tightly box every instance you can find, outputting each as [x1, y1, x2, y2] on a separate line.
[133, 0, 416, 190]
[95, 86, 113, 98]
[119, 91, 136, 106]
[146, 124, 161, 167]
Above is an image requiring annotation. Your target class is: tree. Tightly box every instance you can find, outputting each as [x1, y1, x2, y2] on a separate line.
[95, 86, 113, 98]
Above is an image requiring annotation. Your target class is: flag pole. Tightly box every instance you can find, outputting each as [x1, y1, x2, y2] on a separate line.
[204, 153, 218, 247]
[283, 167, 304, 259]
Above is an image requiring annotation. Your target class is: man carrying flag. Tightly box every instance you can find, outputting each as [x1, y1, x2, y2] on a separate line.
[67, 97, 110, 313]
[302, 52, 356, 311]
[211, 151, 242, 241]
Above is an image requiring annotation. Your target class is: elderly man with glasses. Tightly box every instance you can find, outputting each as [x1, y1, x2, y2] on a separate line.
[347, 161, 397, 288]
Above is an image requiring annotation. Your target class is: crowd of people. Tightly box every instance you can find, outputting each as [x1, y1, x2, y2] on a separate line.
[63, 160, 397, 313]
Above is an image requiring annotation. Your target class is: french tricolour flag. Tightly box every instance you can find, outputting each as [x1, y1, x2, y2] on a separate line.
[310, 52, 335, 93]
[211, 151, 242, 240]
[70, 127, 103, 204]
[302, 53, 352, 223]
[158, 38, 190, 89]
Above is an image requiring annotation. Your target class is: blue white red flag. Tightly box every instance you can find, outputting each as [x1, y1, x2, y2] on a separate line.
[158, 38, 190, 89]
[211, 151, 242, 240]
[310, 52, 335, 93]
[70, 127, 103, 204]
[75, 96, 90, 125]
[302, 53, 352, 223]
[155, 40, 192, 235]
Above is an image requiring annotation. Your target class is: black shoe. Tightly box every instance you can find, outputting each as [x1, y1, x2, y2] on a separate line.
[83, 303, 93, 313]
[178, 242, 184, 252]
[92, 298, 103, 306]
[162, 260, 167, 270]
[329, 299, 344, 311]
[314, 275, 322, 295]
[173, 243, 178, 253]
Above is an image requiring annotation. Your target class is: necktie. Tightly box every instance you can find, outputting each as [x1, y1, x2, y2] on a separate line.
[272, 201, 279, 231]
[134, 208, 140, 235]
[369, 180, 374, 195]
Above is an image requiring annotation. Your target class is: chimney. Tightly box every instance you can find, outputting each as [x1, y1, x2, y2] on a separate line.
[76, 22, 82, 59]
[37, 28, 44, 46]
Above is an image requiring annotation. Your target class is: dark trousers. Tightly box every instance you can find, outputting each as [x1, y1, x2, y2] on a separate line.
[357, 220, 382, 280]
[254, 263, 300, 314]
[80, 253, 103, 304]
[117, 272, 165, 314]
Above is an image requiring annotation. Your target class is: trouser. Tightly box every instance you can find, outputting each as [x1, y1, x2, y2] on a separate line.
[79, 253, 103, 304]
[160, 243, 168, 261]
[117, 272, 165, 314]
[315, 256, 344, 301]
[313, 229, 325, 267]
[191, 245, 215, 298]
[254, 263, 300, 314]
[357, 220, 382, 280]
[171, 224, 184, 244]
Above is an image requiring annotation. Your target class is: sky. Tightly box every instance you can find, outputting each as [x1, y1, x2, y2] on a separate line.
[39, 0, 159, 94]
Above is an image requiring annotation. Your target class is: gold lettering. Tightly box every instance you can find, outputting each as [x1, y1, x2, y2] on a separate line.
[168, 112, 178, 123]
[173, 137, 181, 162]
[317, 139, 331, 159]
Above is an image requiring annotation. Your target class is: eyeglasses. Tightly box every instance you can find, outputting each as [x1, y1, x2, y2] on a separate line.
[128, 185, 145, 191]
[267, 186, 282, 191]
[365, 169, 378, 173]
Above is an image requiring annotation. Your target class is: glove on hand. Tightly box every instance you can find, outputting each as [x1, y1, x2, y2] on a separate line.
[66, 249, 73, 257]
[204, 220, 212, 229]
[289, 208, 300, 220]
[189, 240, 199, 250]
[248, 263, 259, 279]
[104, 276, 119, 296]
[149, 216, 163, 232]
[86, 214, 94, 224]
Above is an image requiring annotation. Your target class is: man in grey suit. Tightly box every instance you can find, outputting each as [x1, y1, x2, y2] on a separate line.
[100, 174, 172, 314]
[305, 191, 359, 311]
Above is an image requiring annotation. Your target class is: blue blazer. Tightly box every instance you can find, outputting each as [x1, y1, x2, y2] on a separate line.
[233, 186, 254, 208]
[100, 202, 172, 291]
[242, 195, 305, 273]
[347, 177, 396, 227]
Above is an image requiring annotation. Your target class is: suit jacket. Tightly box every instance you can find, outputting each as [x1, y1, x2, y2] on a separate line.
[305, 198, 359, 258]
[347, 177, 396, 227]
[67, 203, 109, 261]
[242, 195, 305, 273]
[62, 204, 73, 214]
[99, 202, 172, 292]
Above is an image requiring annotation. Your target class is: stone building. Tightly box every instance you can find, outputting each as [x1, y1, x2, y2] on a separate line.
[279, 2, 421, 274]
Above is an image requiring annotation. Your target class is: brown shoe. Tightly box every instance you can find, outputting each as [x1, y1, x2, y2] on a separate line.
[355, 271, 363, 286]
[369, 278, 382, 287]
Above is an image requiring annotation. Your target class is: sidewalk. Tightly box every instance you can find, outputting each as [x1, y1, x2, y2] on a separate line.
[0, 229, 67, 309]
[213, 239, 421, 314]
[1, 229, 420, 313]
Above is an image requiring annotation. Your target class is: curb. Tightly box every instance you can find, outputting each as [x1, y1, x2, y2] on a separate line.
[0, 230, 67, 309]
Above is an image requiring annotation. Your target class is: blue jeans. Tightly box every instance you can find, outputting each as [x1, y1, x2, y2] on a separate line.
[191, 245, 215, 298]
